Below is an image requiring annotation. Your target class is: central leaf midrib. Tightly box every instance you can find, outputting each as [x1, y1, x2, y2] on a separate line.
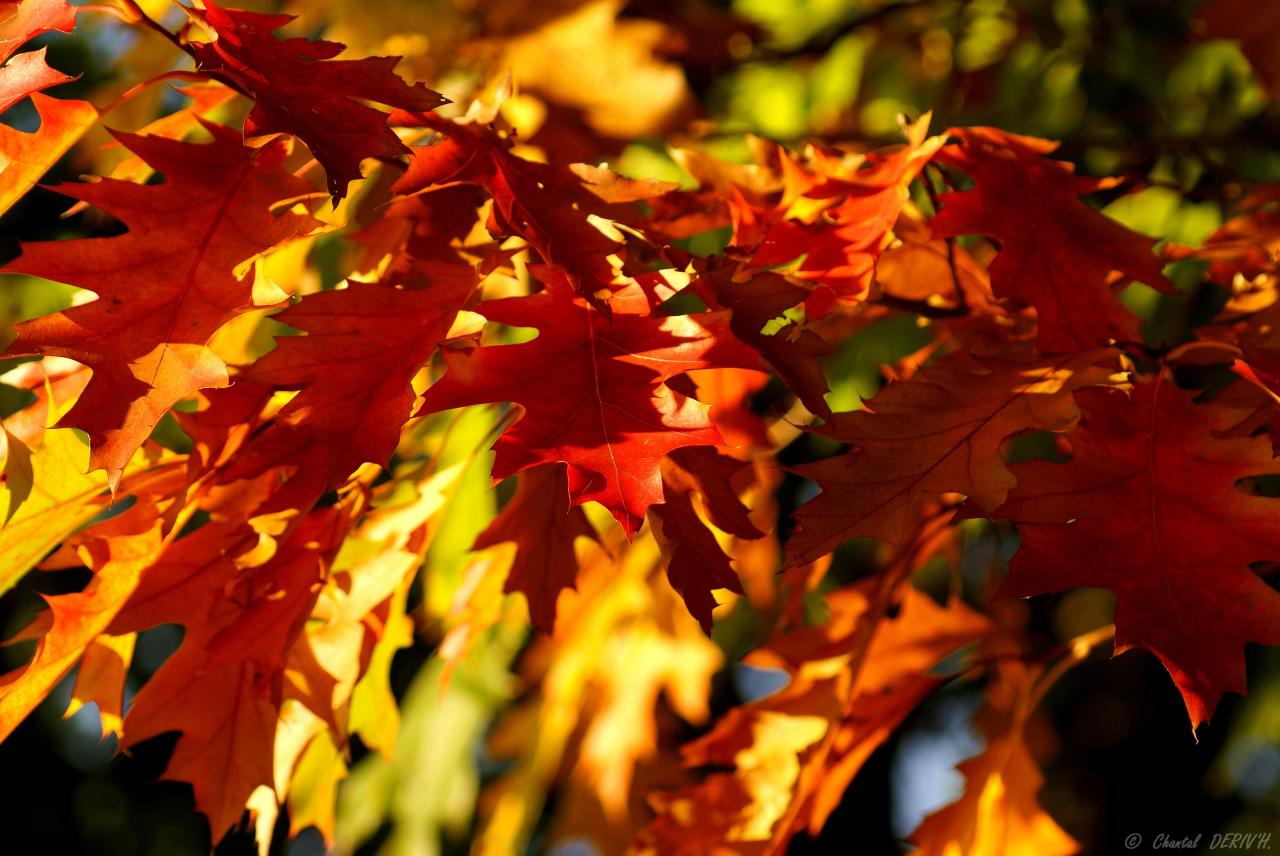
[147, 157, 259, 392]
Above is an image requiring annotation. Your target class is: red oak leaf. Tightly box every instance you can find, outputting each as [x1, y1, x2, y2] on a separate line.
[1186, 187, 1280, 289]
[0, 0, 74, 64]
[665, 446, 763, 541]
[3, 124, 319, 487]
[419, 273, 756, 534]
[0, 47, 69, 112]
[910, 661, 1077, 856]
[1231, 357, 1280, 452]
[117, 507, 345, 838]
[692, 269, 833, 420]
[473, 463, 598, 632]
[66, 632, 135, 741]
[393, 117, 676, 305]
[354, 184, 488, 293]
[995, 380, 1280, 729]
[788, 350, 1124, 563]
[0, 0, 94, 217]
[186, 0, 446, 200]
[650, 448, 761, 632]
[0, 92, 96, 219]
[239, 279, 473, 487]
[932, 127, 1173, 352]
[876, 216, 1003, 317]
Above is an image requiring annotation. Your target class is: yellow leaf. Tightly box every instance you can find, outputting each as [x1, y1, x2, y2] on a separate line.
[0, 426, 109, 596]
[910, 663, 1078, 856]
[499, 0, 689, 138]
[65, 631, 136, 739]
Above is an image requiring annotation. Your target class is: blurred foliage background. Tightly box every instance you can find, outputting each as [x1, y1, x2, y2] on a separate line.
[3, 0, 1280, 854]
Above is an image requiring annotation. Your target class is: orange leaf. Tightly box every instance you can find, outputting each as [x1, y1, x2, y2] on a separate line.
[473, 462, 597, 632]
[0, 500, 163, 743]
[4, 125, 319, 487]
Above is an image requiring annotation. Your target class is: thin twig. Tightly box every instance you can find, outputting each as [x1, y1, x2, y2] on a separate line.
[877, 293, 969, 318]
[116, 0, 256, 102]
[922, 162, 970, 315]
[118, 0, 189, 54]
[1028, 624, 1117, 710]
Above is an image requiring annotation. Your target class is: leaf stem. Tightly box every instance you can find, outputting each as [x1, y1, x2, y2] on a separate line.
[117, 0, 189, 54]
[1028, 623, 1117, 710]
[919, 163, 970, 314]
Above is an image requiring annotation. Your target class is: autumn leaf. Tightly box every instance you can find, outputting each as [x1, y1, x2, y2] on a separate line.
[118, 511, 342, 838]
[0, 498, 164, 743]
[473, 462, 597, 632]
[186, 0, 447, 200]
[419, 275, 755, 534]
[1, 43, 69, 113]
[329, 463, 464, 756]
[0, 361, 92, 583]
[788, 349, 1125, 563]
[65, 632, 135, 740]
[0, 0, 74, 95]
[0, 93, 96, 217]
[496, 0, 690, 139]
[0, 424, 109, 593]
[394, 117, 677, 306]
[239, 278, 473, 487]
[736, 115, 943, 312]
[911, 661, 1077, 856]
[353, 182, 488, 292]
[636, 570, 991, 854]
[2, 1, 1278, 850]
[995, 379, 1280, 729]
[876, 215, 1003, 317]
[649, 447, 762, 632]
[1186, 187, 1280, 294]
[480, 530, 722, 852]
[0, 0, 95, 217]
[692, 270, 833, 421]
[3, 124, 319, 487]
[932, 127, 1174, 351]
[914, 729, 1076, 856]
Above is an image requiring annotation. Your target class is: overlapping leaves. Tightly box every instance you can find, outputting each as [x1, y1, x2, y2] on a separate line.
[0, 2, 1275, 854]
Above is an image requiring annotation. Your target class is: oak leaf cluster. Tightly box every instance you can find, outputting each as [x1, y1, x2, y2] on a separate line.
[0, 1, 1277, 853]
